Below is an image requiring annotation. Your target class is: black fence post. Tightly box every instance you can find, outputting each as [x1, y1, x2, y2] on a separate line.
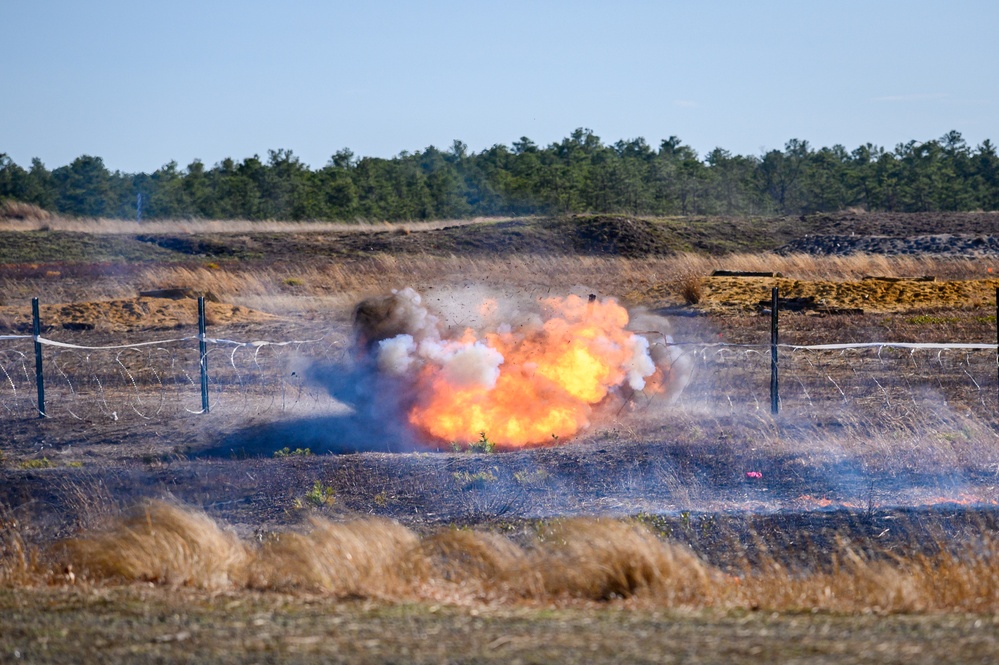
[771, 286, 779, 415]
[995, 287, 998, 409]
[32, 297, 45, 418]
[198, 296, 209, 414]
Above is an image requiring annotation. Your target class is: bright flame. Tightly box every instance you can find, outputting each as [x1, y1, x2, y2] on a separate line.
[400, 295, 658, 448]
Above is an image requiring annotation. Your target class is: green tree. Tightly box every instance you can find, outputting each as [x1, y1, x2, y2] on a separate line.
[51, 155, 113, 217]
[315, 148, 359, 219]
[0, 154, 31, 202]
[182, 160, 216, 217]
[145, 161, 190, 217]
[937, 130, 976, 211]
[972, 140, 999, 210]
[704, 148, 760, 215]
[802, 145, 852, 212]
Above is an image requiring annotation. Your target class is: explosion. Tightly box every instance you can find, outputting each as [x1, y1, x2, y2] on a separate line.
[352, 288, 690, 449]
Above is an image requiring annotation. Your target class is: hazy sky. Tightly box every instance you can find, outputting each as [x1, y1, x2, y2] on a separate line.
[2, 1, 996, 173]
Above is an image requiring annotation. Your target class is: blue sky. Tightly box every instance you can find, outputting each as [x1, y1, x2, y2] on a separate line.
[2, 1, 996, 173]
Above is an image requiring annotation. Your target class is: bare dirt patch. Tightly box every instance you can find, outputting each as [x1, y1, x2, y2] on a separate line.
[0, 297, 275, 333]
[638, 276, 999, 314]
[5, 588, 996, 665]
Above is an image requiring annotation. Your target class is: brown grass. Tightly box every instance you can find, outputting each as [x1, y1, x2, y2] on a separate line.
[420, 529, 528, 591]
[527, 518, 717, 602]
[733, 538, 999, 614]
[0, 504, 36, 586]
[251, 516, 420, 596]
[142, 252, 987, 299]
[0, 199, 51, 223]
[131, 252, 990, 317]
[0, 250, 986, 319]
[662, 252, 989, 282]
[676, 273, 703, 305]
[24, 502, 999, 613]
[61, 500, 250, 589]
[692, 275, 999, 314]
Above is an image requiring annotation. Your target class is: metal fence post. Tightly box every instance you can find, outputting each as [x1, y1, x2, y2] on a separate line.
[32, 297, 45, 418]
[995, 287, 998, 410]
[771, 286, 779, 415]
[198, 296, 209, 414]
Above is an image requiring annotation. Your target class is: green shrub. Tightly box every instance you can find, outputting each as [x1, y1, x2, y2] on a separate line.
[513, 469, 550, 487]
[468, 432, 496, 453]
[452, 470, 498, 490]
[305, 480, 335, 507]
[274, 447, 312, 458]
[19, 457, 54, 470]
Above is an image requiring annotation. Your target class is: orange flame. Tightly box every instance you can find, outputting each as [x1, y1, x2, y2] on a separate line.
[918, 493, 999, 507]
[407, 295, 657, 448]
[795, 492, 999, 510]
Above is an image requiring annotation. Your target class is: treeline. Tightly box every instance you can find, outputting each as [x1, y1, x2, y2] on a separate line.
[2, 129, 997, 221]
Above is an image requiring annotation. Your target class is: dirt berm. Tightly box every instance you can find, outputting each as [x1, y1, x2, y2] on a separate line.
[0, 296, 274, 333]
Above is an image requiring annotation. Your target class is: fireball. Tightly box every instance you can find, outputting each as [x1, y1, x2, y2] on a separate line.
[356, 288, 688, 449]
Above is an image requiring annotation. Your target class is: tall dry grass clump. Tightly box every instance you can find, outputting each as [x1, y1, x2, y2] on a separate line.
[908, 542, 999, 613]
[0, 504, 38, 587]
[419, 529, 529, 599]
[62, 500, 251, 589]
[251, 516, 421, 596]
[733, 542, 924, 613]
[44, 502, 999, 613]
[674, 272, 703, 304]
[525, 518, 717, 602]
[0, 199, 51, 223]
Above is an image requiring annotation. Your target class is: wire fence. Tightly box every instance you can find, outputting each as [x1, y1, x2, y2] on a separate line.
[0, 331, 350, 422]
[670, 342, 999, 421]
[1, 337, 996, 427]
[1, 292, 998, 426]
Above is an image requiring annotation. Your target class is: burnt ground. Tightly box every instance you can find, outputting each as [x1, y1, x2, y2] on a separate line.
[2, 211, 999, 548]
[1, 306, 998, 568]
[4, 418, 998, 572]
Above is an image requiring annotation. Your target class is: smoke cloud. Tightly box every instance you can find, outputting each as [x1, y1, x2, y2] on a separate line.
[342, 286, 693, 449]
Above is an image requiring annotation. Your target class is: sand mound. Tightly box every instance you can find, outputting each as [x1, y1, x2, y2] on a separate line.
[697, 276, 999, 314]
[635, 276, 999, 314]
[0, 296, 274, 333]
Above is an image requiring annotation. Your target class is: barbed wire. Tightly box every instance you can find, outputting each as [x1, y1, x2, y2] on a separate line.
[0, 331, 996, 424]
[668, 341, 999, 420]
[0, 332, 351, 421]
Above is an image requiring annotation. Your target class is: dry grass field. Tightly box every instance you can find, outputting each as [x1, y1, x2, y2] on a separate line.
[3, 211, 999, 663]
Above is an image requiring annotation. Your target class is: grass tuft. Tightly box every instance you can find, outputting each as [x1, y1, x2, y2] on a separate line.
[0, 200, 51, 223]
[527, 518, 716, 602]
[61, 500, 251, 589]
[252, 517, 420, 596]
[0, 504, 39, 587]
[32, 502, 999, 613]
